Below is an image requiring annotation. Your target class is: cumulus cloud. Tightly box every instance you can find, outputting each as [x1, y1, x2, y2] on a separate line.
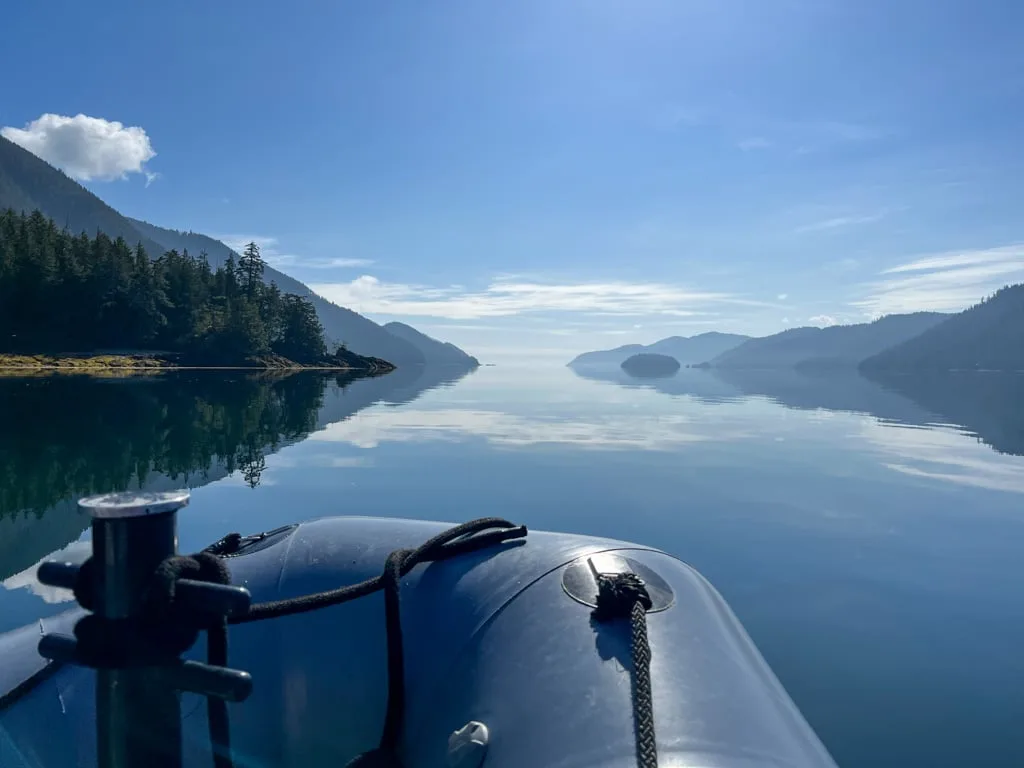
[808, 315, 838, 327]
[216, 235, 373, 269]
[309, 275, 777, 321]
[853, 245, 1024, 317]
[1, 113, 156, 181]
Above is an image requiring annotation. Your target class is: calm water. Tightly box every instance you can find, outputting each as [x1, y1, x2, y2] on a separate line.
[2, 365, 1023, 767]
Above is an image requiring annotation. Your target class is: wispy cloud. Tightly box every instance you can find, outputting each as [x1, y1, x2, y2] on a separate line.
[303, 257, 375, 269]
[309, 275, 779, 321]
[808, 314, 838, 327]
[879, 248, 1021, 275]
[144, 171, 161, 187]
[854, 244, 1024, 316]
[777, 293, 789, 300]
[795, 212, 887, 234]
[215, 235, 373, 269]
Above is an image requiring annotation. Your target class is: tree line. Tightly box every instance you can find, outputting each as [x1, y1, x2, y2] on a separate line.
[0, 208, 330, 364]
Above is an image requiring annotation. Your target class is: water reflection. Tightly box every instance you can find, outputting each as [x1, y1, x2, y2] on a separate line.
[0, 367, 475, 586]
[2, 365, 1021, 768]
[568, 365, 743, 403]
[573, 366, 1024, 458]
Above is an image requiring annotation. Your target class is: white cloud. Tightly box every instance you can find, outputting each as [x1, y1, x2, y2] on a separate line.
[309, 275, 776, 321]
[854, 244, 1024, 316]
[879, 246, 1022, 275]
[808, 315, 838, 327]
[215, 235, 373, 269]
[2, 113, 156, 181]
[777, 293, 788, 300]
[144, 171, 161, 187]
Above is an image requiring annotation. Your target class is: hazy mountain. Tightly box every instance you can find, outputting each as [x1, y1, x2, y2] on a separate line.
[382, 322, 479, 367]
[569, 332, 750, 369]
[129, 219, 426, 366]
[861, 284, 1024, 372]
[707, 313, 947, 369]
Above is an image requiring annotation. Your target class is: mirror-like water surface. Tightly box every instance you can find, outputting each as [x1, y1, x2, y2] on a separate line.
[2, 365, 1023, 768]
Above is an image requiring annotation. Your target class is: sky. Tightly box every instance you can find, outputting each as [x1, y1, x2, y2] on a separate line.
[2, 0, 1023, 361]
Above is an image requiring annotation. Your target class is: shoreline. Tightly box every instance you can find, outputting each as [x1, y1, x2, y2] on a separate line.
[0, 354, 393, 374]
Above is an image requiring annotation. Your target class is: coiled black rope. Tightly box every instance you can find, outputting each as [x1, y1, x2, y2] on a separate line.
[592, 571, 658, 768]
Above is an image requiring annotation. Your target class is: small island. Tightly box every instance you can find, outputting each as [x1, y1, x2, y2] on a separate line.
[0, 209, 391, 373]
[621, 353, 681, 378]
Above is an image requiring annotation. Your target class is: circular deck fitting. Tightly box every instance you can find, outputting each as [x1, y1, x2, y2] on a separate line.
[79, 490, 191, 519]
[562, 552, 675, 612]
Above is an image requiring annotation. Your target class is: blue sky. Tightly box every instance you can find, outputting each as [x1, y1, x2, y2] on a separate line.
[3, 0, 1023, 360]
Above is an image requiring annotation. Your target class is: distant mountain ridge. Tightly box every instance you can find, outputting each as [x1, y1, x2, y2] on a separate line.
[706, 313, 948, 369]
[382, 322, 479, 367]
[0, 135, 477, 367]
[861, 284, 1024, 372]
[569, 332, 750, 368]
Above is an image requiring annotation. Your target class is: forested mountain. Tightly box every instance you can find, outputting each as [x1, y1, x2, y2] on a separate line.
[382, 322, 479, 367]
[569, 332, 749, 368]
[0, 135, 475, 367]
[861, 284, 1024, 372]
[0, 209, 364, 366]
[129, 219, 427, 366]
[706, 313, 947, 369]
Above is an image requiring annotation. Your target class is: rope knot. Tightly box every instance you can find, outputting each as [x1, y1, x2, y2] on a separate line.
[69, 551, 233, 667]
[151, 551, 231, 618]
[592, 572, 653, 622]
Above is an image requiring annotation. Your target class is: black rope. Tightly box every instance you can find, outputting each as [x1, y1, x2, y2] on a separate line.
[592, 572, 658, 768]
[206, 620, 233, 768]
[233, 518, 526, 624]
[59, 519, 526, 768]
[233, 517, 527, 767]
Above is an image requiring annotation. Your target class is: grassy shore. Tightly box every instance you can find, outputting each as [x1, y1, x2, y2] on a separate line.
[0, 353, 394, 374]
